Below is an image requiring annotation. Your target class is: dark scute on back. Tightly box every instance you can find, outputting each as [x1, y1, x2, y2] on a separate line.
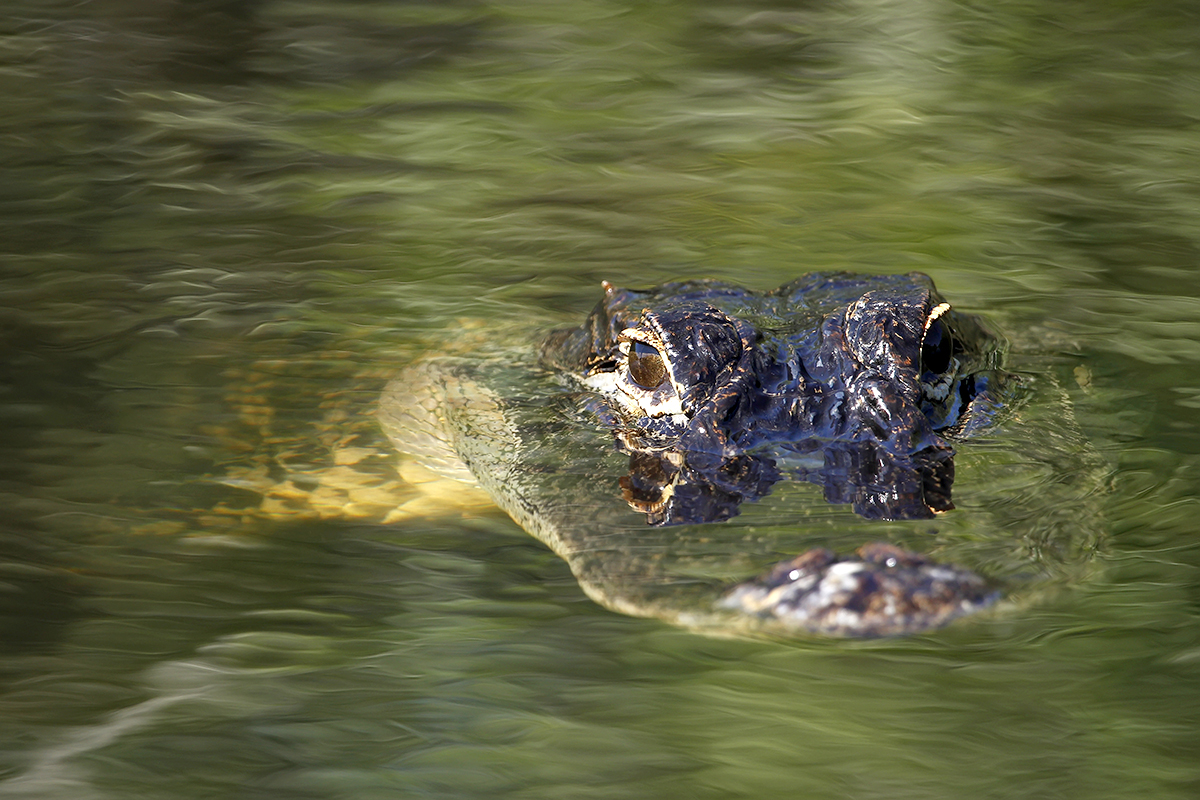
[843, 288, 925, 397]
[641, 302, 746, 416]
[540, 280, 754, 375]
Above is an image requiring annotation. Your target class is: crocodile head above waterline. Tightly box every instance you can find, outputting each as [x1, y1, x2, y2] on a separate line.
[381, 272, 1058, 638]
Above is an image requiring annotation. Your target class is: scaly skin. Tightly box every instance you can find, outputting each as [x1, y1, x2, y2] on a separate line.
[383, 273, 1028, 637]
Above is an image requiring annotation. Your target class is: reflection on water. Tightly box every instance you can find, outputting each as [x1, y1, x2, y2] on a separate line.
[2, 0, 1200, 797]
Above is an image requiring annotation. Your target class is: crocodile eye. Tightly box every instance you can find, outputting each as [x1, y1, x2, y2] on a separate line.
[628, 341, 667, 389]
[921, 317, 953, 375]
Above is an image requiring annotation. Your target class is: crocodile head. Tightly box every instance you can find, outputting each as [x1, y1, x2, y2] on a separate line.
[541, 272, 1010, 523]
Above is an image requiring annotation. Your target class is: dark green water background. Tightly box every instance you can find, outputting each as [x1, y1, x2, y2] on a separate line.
[2, 1, 1200, 798]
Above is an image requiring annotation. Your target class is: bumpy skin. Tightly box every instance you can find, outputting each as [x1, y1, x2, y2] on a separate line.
[542, 272, 1007, 520]
[540, 272, 1009, 635]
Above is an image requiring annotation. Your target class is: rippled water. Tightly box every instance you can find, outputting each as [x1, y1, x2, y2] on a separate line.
[2, 1, 1200, 798]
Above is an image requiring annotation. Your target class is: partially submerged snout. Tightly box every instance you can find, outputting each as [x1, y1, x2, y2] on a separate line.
[720, 542, 998, 637]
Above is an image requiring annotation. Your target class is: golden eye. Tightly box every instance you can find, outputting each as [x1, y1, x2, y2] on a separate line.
[628, 341, 667, 389]
[921, 317, 953, 375]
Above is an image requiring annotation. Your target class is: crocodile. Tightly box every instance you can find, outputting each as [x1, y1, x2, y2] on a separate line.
[379, 272, 1101, 638]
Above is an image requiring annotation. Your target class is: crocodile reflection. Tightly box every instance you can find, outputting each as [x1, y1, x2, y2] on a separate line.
[616, 438, 954, 527]
[542, 272, 1006, 528]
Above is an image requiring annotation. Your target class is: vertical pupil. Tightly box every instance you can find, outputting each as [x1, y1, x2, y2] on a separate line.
[628, 341, 667, 389]
[921, 319, 953, 374]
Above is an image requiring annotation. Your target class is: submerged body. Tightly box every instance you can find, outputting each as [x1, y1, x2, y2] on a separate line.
[381, 272, 1095, 637]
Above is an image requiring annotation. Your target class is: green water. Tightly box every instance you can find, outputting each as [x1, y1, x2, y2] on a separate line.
[2, 1, 1199, 797]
